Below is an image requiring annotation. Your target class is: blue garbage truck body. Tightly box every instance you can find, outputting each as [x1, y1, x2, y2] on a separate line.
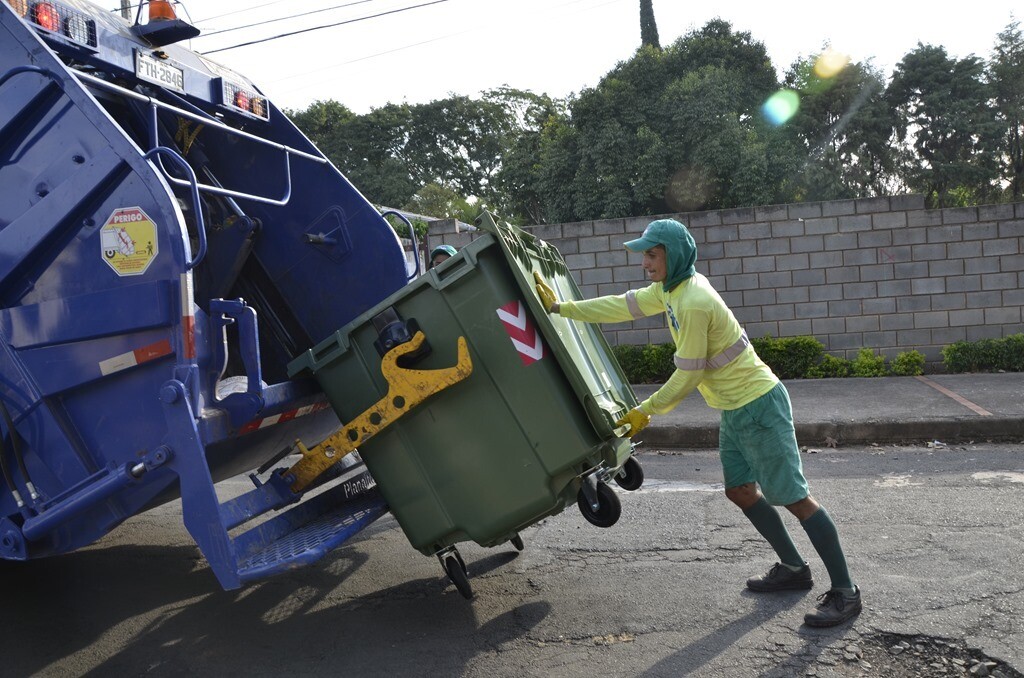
[0, 0, 413, 588]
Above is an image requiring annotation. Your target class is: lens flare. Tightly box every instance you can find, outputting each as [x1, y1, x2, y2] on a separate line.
[814, 48, 849, 78]
[762, 90, 800, 126]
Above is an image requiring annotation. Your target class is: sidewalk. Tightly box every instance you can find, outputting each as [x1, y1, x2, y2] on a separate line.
[632, 372, 1024, 449]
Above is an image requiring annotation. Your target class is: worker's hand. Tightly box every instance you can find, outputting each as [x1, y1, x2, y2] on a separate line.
[615, 408, 650, 436]
[533, 271, 559, 313]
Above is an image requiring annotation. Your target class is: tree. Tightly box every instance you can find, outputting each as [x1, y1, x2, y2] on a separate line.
[529, 19, 789, 220]
[783, 55, 901, 200]
[284, 99, 357, 164]
[402, 182, 475, 223]
[887, 44, 1002, 206]
[288, 95, 527, 218]
[990, 19, 1024, 200]
[489, 88, 570, 224]
[640, 0, 660, 50]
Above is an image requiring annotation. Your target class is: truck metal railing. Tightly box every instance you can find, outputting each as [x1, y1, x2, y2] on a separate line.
[73, 69, 326, 207]
[143, 146, 207, 269]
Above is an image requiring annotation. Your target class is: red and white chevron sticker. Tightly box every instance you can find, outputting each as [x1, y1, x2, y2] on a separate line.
[496, 300, 544, 365]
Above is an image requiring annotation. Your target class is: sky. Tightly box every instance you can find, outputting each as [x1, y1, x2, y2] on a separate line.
[178, 0, 1021, 114]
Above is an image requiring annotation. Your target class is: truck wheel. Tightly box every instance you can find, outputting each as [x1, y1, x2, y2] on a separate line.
[577, 482, 621, 528]
[445, 555, 473, 599]
[614, 456, 644, 491]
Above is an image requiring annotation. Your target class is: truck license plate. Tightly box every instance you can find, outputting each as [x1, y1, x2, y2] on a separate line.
[135, 51, 184, 91]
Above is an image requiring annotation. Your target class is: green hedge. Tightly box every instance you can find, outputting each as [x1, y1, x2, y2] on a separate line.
[942, 333, 1024, 373]
[611, 336, 927, 382]
[611, 343, 676, 383]
[749, 335, 823, 379]
[612, 334, 1024, 382]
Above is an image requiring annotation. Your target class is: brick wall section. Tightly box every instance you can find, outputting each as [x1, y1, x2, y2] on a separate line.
[426, 197, 1024, 364]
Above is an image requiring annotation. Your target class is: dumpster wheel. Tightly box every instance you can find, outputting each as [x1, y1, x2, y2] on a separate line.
[577, 481, 621, 528]
[444, 554, 473, 599]
[614, 456, 645, 491]
[510, 533, 524, 551]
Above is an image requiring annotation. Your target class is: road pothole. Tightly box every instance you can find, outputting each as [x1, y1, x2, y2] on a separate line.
[811, 632, 1022, 677]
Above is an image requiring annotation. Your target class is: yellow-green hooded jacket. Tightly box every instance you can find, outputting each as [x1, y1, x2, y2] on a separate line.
[558, 220, 777, 415]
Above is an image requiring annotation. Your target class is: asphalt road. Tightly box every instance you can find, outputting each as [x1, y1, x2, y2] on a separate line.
[3, 442, 1023, 677]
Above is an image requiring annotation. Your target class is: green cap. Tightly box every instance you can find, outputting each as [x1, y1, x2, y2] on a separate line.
[430, 244, 457, 259]
[624, 219, 697, 291]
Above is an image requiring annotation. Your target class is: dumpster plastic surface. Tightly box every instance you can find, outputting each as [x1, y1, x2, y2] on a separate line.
[289, 215, 638, 556]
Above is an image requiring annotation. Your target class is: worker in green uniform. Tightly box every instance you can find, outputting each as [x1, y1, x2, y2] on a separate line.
[429, 244, 457, 269]
[534, 218, 861, 628]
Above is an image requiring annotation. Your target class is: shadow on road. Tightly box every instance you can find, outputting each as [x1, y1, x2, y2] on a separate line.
[1, 540, 548, 676]
[639, 590, 807, 677]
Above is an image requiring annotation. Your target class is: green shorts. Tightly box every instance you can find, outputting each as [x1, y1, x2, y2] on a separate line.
[719, 382, 809, 506]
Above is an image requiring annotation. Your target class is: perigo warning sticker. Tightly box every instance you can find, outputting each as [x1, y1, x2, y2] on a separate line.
[100, 207, 158, 276]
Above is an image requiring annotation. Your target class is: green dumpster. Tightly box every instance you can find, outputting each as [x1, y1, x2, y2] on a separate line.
[288, 214, 638, 561]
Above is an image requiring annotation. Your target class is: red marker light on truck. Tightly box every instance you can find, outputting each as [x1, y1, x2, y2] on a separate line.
[220, 80, 270, 121]
[32, 2, 59, 31]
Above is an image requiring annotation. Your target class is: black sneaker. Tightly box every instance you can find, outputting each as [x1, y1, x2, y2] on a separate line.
[804, 587, 863, 627]
[746, 562, 813, 592]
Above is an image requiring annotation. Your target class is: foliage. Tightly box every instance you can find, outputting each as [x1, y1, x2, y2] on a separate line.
[942, 334, 1024, 372]
[639, 0, 660, 49]
[886, 44, 1002, 207]
[750, 335, 825, 379]
[889, 350, 926, 376]
[287, 94, 531, 219]
[402, 183, 476, 224]
[489, 88, 570, 225]
[533, 20, 788, 221]
[806, 354, 852, 379]
[783, 57, 901, 200]
[989, 20, 1024, 200]
[850, 349, 889, 377]
[285, 17, 1024, 226]
[611, 343, 675, 383]
[383, 214, 428, 241]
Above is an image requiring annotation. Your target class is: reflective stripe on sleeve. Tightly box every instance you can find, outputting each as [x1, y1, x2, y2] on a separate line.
[673, 330, 750, 372]
[706, 330, 750, 369]
[674, 354, 707, 371]
[625, 290, 644, 319]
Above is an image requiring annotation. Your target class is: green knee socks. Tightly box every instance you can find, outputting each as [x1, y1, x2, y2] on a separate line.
[801, 507, 854, 591]
[742, 497, 804, 569]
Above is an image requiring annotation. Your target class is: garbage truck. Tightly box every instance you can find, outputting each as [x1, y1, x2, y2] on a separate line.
[0, 0, 643, 598]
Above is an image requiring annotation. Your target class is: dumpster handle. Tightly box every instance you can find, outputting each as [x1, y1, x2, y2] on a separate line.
[380, 210, 420, 280]
[431, 249, 477, 290]
[285, 331, 473, 492]
[143, 146, 207, 270]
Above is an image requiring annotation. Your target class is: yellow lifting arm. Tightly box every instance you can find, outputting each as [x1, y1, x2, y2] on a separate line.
[286, 331, 473, 492]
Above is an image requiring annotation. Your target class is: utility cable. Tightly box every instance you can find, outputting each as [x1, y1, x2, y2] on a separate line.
[193, 0, 292, 25]
[267, 0, 627, 96]
[197, 0, 378, 38]
[200, 0, 449, 55]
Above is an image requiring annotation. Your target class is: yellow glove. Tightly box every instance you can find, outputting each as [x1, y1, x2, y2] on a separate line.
[533, 271, 558, 313]
[615, 408, 650, 436]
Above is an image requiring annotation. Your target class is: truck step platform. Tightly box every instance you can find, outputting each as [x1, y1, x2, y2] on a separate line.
[224, 462, 387, 585]
[236, 489, 387, 584]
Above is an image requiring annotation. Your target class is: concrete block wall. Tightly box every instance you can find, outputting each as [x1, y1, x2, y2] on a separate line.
[426, 197, 1024, 365]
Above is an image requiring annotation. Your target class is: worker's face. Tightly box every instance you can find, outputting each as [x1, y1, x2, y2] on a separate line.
[641, 245, 667, 283]
[431, 253, 451, 268]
